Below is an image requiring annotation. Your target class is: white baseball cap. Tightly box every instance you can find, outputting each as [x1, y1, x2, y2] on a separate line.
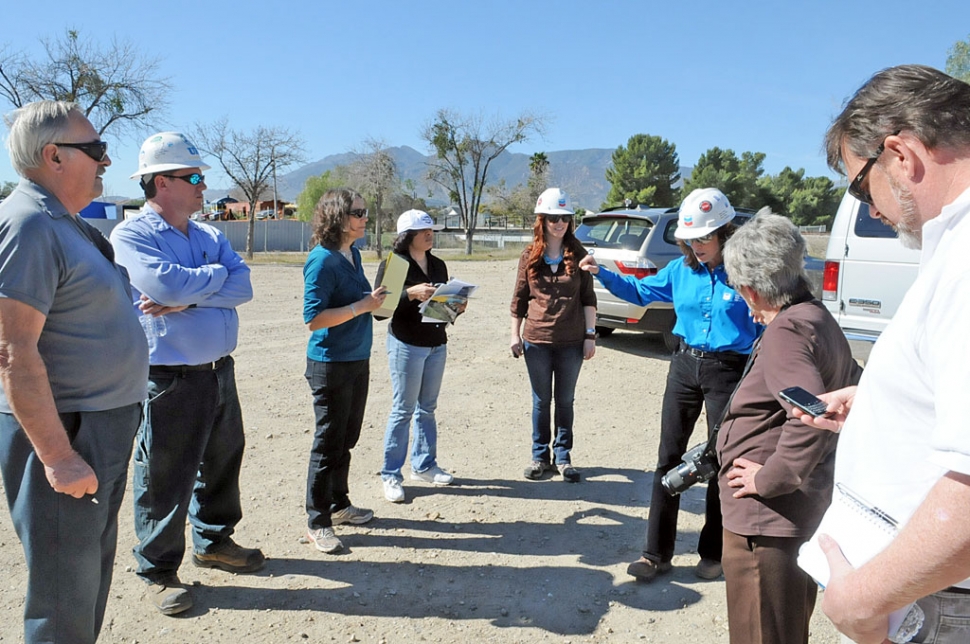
[397, 209, 444, 233]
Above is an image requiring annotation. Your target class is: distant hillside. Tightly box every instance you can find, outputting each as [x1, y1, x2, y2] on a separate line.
[210, 146, 692, 212]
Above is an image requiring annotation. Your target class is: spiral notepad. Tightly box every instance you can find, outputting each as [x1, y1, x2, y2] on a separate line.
[798, 485, 922, 642]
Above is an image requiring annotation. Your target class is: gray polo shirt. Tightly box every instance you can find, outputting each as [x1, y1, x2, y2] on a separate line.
[0, 179, 148, 413]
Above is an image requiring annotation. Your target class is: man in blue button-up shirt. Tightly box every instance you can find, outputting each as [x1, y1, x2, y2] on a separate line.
[110, 131, 264, 617]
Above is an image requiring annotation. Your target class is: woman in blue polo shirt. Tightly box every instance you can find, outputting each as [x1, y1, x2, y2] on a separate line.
[579, 187, 760, 583]
[302, 188, 387, 555]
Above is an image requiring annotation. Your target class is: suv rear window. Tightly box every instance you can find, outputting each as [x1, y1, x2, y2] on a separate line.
[575, 217, 652, 250]
[854, 203, 898, 239]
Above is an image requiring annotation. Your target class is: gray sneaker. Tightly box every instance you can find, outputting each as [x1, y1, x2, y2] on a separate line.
[307, 527, 343, 553]
[146, 575, 193, 616]
[331, 504, 374, 525]
[524, 460, 551, 480]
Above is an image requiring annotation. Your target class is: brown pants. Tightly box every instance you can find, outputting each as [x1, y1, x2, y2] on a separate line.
[722, 530, 818, 644]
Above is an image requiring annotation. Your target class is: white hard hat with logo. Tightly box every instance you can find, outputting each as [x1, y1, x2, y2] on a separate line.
[674, 187, 736, 240]
[534, 187, 574, 215]
[130, 131, 211, 180]
[397, 209, 444, 233]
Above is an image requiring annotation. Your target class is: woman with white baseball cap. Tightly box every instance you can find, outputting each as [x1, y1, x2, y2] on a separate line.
[374, 209, 453, 503]
[510, 188, 597, 483]
[579, 187, 761, 582]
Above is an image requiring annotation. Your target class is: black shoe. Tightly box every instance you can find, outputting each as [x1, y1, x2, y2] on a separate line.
[524, 460, 551, 480]
[557, 463, 580, 482]
[626, 557, 673, 582]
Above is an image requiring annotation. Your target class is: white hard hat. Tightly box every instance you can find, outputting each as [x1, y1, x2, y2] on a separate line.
[397, 209, 444, 233]
[130, 131, 211, 180]
[674, 188, 736, 240]
[534, 187, 573, 215]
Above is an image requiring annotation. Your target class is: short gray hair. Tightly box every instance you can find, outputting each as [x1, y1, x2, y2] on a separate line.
[4, 100, 81, 175]
[825, 64, 970, 174]
[724, 208, 809, 309]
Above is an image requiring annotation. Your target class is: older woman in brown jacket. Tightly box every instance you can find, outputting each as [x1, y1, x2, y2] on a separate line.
[716, 211, 862, 644]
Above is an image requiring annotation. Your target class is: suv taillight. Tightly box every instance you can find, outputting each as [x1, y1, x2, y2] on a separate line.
[614, 259, 657, 279]
[822, 260, 839, 301]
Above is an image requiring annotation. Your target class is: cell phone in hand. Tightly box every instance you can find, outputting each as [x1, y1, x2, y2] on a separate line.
[779, 386, 832, 418]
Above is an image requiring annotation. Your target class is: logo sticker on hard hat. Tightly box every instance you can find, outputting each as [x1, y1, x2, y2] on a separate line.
[683, 215, 693, 226]
[558, 197, 566, 208]
[700, 201, 712, 213]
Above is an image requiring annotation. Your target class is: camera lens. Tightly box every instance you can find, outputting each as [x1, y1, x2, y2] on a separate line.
[662, 461, 696, 496]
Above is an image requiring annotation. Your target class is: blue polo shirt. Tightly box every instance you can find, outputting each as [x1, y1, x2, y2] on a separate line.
[596, 257, 760, 353]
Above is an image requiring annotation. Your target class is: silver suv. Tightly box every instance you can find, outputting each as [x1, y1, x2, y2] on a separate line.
[575, 207, 684, 350]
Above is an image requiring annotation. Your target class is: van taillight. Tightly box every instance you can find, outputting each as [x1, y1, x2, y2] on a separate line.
[615, 260, 657, 279]
[822, 260, 839, 301]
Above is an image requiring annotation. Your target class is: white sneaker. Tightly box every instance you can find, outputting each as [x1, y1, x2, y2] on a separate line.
[383, 478, 405, 503]
[410, 465, 454, 486]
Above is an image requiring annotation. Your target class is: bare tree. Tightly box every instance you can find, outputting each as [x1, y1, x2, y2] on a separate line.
[347, 138, 398, 259]
[421, 109, 544, 254]
[0, 29, 171, 137]
[192, 118, 306, 259]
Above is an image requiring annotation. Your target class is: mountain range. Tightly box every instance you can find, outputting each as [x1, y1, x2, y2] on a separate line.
[248, 145, 691, 212]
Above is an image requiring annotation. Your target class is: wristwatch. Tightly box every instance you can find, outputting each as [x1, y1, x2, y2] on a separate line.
[585, 327, 597, 340]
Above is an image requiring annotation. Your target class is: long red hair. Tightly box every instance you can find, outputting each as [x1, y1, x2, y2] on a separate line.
[526, 215, 586, 279]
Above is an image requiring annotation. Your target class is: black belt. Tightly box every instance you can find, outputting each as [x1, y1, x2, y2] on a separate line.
[944, 586, 970, 595]
[679, 341, 746, 361]
[150, 356, 230, 375]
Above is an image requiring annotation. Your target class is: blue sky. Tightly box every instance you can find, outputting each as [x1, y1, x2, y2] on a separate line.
[1, 0, 968, 199]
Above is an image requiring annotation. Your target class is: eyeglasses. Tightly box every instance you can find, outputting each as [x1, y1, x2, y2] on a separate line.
[847, 143, 885, 206]
[686, 232, 716, 245]
[545, 214, 573, 224]
[161, 173, 205, 185]
[54, 141, 108, 163]
[348, 208, 368, 219]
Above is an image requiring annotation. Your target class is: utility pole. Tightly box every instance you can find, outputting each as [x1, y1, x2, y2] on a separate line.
[271, 146, 278, 219]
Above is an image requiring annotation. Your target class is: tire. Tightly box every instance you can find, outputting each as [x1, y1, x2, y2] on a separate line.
[595, 326, 614, 338]
[661, 323, 679, 353]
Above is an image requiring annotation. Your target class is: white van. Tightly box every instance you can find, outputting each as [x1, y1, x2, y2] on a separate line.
[823, 193, 920, 358]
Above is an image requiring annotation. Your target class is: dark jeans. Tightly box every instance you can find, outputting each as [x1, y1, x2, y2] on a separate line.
[0, 404, 141, 644]
[305, 358, 369, 530]
[523, 340, 585, 465]
[642, 348, 745, 563]
[132, 357, 246, 582]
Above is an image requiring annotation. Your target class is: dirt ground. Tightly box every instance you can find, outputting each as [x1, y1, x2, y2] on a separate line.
[0, 259, 841, 643]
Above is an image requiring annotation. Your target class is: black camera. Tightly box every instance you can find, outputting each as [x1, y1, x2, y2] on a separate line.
[661, 441, 719, 496]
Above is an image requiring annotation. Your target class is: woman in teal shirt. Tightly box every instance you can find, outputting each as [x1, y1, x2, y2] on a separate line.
[303, 188, 386, 555]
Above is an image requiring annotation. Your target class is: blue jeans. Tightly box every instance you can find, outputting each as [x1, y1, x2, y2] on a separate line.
[522, 340, 585, 465]
[132, 358, 246, 583]
[305, 358, 369, 530]
[0, 403, 141, 644]
[381, 333, 448, 481]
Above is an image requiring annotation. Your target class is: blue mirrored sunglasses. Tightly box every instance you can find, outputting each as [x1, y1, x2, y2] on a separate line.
[161, 173, 205, 185]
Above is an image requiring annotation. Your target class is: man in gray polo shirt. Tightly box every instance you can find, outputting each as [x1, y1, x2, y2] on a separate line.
[0, 101, 148, 644]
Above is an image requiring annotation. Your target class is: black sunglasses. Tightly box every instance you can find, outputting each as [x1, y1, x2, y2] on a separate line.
[545, 214, 573, 224]
[847, 144, 885, 206]
[54, 140, 108, 163]
[162, 173, 205, 185]
[347, 208, 368, 219]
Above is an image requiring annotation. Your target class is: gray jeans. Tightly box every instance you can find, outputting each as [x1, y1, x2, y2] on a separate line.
[838, 590, 970, 643]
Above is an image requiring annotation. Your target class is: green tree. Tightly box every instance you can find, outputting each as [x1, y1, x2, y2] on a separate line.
[0, 29, 171, 136]
[759, 166, 843, 227]
[682, 147, 774, 210]
[1, 180, 16, 200]
[604, 134, 680, 208]
[296, 166, 350, 222]
[422, 108, 544, 254]
[946, 34, 970, 83]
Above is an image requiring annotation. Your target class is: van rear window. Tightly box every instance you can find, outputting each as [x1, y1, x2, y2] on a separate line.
[575, 217, 652, 250]
[854, 203, 899, 239]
